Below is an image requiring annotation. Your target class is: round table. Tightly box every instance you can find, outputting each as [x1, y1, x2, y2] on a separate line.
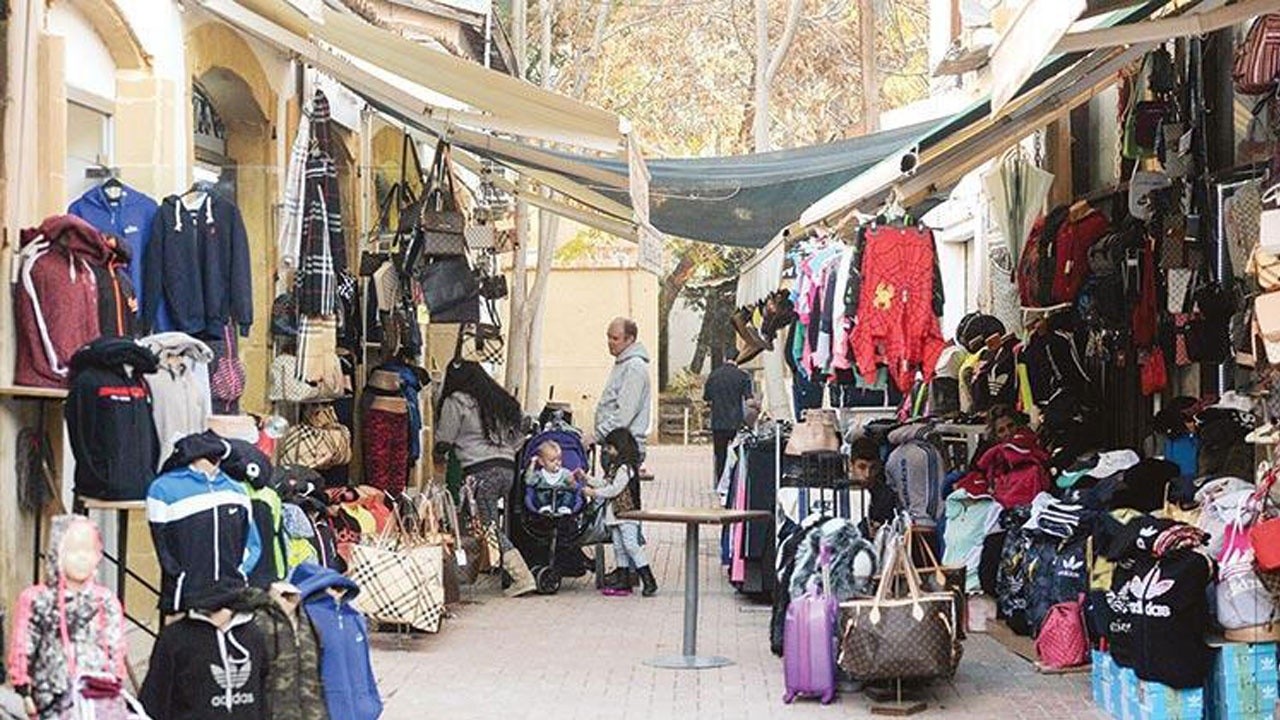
[620, 507, 771, 669]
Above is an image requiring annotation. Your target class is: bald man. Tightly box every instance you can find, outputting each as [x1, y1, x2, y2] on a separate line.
[592, 317, 652, 454]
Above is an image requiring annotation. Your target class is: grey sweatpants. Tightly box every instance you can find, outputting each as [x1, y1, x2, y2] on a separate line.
[610, 521, 647, 569]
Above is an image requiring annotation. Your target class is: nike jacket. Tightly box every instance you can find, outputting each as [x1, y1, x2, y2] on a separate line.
[147, 437, 263, 612]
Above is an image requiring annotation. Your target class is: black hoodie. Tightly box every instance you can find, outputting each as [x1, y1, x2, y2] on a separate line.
[139, 610, 269, 720]
[64, 336, 160, 500]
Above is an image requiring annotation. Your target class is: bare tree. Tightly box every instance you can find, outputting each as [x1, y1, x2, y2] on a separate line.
[752, 0, 805, 151]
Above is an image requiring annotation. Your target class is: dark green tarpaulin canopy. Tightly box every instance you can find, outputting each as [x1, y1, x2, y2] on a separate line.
[468, 122, 933, 249]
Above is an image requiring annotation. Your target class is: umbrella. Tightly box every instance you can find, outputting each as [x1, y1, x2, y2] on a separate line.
[981, 148, 1054, 274]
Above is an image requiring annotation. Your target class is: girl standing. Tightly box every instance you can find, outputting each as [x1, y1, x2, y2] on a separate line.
[585, 428, 657, 596]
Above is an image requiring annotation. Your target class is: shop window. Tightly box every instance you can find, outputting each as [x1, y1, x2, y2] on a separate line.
[66, 101, 112, 201]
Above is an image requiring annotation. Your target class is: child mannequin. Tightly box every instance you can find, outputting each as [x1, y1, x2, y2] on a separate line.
[245, 582, 328, 720]
[7, 515, 128, 720]
[139, 590, 269, 720]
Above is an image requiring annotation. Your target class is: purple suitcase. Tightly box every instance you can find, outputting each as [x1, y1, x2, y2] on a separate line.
[782, 547, 838, 704]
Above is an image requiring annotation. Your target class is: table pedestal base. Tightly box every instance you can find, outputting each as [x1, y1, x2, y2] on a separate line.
[644, 654, 733, 670]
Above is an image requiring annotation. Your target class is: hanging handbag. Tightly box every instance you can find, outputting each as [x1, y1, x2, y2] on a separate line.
[1256, 291, 1280, 363]
[278, 404, 352, 470]
[269, 354, 344, 403]
[1259, 185, 1280, 256]
[455, 321, 505, 365]
[784, 409, 840, 456]
[420, 255, 480, 322]
[210, 324, 246, 403]
[1234, 14, 1280, 96]
[465, 223, 496, 250]
[1139, 348, 1168, 396]
[404, 142, 468, 264]
[838, 540, 962, 682]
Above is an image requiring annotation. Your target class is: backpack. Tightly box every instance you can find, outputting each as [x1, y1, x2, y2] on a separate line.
[1234, 14, 1280, 95]
[1035, 595, 1089, 669]
[996, 507, 1036, 635]
[1027, 534, 1090, 634]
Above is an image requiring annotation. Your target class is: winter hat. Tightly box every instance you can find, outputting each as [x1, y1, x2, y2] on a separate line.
[161, 430, 232, 473]
[222, 439, 273, 489]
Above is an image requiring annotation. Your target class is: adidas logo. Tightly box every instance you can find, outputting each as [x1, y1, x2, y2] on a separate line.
[1138, 526, 1158, 538]
[1060, 556, 1084, 572]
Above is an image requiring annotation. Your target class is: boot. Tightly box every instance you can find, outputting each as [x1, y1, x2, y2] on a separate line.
[626, 568, 640, 588]
[503, 549, 537, 597]
[637, 566, 658, 597]
[600, 567, 629, 589]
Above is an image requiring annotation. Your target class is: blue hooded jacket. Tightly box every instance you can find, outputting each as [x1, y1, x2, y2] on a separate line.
[292, 563, 383, 720]
[68, 182, 162, 323]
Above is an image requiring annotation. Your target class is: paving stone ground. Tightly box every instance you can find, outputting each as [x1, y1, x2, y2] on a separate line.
[372, 445, 1107, 719]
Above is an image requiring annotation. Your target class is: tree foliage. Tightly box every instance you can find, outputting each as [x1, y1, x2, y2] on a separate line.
[501, 0, 931, 386]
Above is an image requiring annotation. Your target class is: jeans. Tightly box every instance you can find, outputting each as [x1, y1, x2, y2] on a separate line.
[712, 430, 736, 487]
[611, 521, 648, 569]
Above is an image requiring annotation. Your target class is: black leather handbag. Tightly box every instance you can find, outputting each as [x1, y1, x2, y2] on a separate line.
[420, 255, 479, 323]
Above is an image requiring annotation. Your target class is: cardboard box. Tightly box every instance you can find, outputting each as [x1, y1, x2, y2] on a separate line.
[1137, 679, 1204, 720]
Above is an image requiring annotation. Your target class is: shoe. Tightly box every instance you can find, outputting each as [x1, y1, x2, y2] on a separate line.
[637, 566, 658, 597]
[538, 505, 553, 516]
[556, 506, 573, 516]
[502, 549, 537, 597]
[625, 568, 639, 588]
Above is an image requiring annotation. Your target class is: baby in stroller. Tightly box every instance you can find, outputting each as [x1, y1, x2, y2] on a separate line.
[525, 440, 586, 517]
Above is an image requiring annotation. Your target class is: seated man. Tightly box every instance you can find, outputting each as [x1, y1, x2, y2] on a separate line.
[525, 440, 584, 516]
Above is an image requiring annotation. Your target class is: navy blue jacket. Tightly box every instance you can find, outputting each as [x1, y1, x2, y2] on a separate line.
[68, 182, 159, 322]
[147, 458, 263, 612]
[293, 563, 383, 720]
[144, 193, 253, 338]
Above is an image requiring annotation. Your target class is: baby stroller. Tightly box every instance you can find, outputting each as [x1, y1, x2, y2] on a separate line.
[507, 416, 608, 594]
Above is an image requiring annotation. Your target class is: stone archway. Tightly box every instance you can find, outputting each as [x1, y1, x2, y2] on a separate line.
[185, 21, 280, 415]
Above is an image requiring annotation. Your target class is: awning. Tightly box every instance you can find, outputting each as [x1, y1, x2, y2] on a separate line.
[799, 0, 1221, 226]
[204, 0, 625, 152]
[471, 122, 934, 248]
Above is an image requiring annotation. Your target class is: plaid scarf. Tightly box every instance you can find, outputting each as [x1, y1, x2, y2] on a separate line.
[295, 90, 346, 316]
[277, 113, 311, 268]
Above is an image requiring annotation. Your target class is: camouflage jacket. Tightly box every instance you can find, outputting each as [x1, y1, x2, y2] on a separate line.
[247, 590, 330, 720]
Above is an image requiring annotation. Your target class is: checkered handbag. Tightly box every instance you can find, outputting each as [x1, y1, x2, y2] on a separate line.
[349, 540, 445, 633]
[464, 224, 495, 250]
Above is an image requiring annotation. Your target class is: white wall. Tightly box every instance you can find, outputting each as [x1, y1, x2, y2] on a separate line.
[668, 297, 702, 375]
[46, 2, 116, 99]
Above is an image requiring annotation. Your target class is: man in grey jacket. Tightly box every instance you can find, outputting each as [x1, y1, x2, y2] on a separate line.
[591, 317, 652, 457]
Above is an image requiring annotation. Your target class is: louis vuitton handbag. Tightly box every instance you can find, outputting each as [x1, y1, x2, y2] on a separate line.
[839, 539, 963, 682]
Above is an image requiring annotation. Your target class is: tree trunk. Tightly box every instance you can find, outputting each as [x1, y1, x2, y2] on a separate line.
[658, 249, 700, 389]
[753, 0, 771, 152]
[859, 0, 880, 133]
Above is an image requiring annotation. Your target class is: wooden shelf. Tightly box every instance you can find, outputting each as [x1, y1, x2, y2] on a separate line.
[0, 386, 68, 400]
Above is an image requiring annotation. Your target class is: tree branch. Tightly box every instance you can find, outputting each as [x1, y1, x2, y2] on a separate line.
[765, 0, 805, 85]
[572, 0, 614, 98]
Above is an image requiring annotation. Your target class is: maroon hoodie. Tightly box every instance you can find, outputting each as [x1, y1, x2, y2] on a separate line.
[14, 215, 110, 388]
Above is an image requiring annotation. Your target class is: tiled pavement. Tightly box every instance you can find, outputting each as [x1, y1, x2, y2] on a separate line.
[373, 445, 1107, 719]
